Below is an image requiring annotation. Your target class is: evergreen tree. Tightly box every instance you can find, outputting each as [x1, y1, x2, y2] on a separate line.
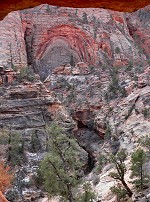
[70, 54, 75, 67]
[109, 149, 133, 197]
[7, 131, 25, 166]
[130, 148, 149, 190]
[139, 135, 150, 151]
[110, 184, 127, 202]
[40, 123, 83, 202]
[75, 183, 96, 202]
[82, 12, 88, 24]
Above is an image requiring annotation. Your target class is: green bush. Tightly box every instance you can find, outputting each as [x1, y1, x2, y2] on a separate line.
[115, 47, 120, 54]
[17, 67, 35, 82]
[97, 154, 108, 172]
[30, 131, 41, 152]
[6, 189, 19, 201]
[0, 129, 9, 145]
[110, 185, 127, 201]
[142, 108, 149, 118]
[75, 183, 96, 202]
[104, 124, 112, 140]
[40, 123, 83, 201]
[7, 132, 26, 166]
[131, 148, 149, 190]
[0, 87, 5, 96]
[126, 61, 133, 71]
[82, 12, 88, 24]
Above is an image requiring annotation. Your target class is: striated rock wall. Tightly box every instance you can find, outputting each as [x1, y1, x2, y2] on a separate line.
[0, 5, 149, 79]
[0, 4, 149, 201]
[0, 80, 79, 201]
[0, 11, 27, 67]
[0, 80, 76, 132]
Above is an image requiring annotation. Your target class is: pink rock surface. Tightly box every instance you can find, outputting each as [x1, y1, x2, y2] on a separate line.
[0, 4, 149, 79]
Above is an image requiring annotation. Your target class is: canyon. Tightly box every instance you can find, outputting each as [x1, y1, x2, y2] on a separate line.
[0, 4, 149, 202]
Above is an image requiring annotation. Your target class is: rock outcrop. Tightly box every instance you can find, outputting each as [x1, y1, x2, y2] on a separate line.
[0, 80, 79, 201]
[0, 5, 149, 80]
[0, 4, 149, 202]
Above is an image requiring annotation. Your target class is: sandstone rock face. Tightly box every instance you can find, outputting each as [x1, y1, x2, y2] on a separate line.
[0, 81, 80, 201]
[0, 4, 149, 202]
[0, 5, 149, 80]
[0, 81, 78, 151]
[0, 11, 27, 67]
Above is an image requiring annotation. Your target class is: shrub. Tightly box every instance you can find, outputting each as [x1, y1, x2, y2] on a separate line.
[115, 47, 120, 54]
[7, 132, 26, 166]
[70, 54, 75, 67]
[106, 67, 126, 99]
[0, 87, 5, 96]
[17, 67, 35, 82]
[110, 184, 127, 201]
[82, 12, 88, 24]
[75, 183, 96, 202]
[130, 148, 149, 190]
[0, 161, 13, 193]
[40, 123, 83, 201]
[30, 131, 41, 152]
[104, 123, 112, 140]
[97, 154, 108, 172]
[139, 135, 150, 151]
[142, 108, 149, 118]
[109, 149, 133, 197]
[126, 61, 133, 71]
[6, 189, 19, 201]
[0, 129, 9, 145]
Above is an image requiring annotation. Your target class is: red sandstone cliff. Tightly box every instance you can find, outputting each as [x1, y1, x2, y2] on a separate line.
[0, 4, 149, 80]
[0, 4, 149, 202]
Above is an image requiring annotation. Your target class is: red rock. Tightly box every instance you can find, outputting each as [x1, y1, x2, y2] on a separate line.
[125, 81, 135, 95]
[101, 32, 110, 39]
[73, 62, 90, 75]
[0, 4, 149, 78]
[52, 66, 65, 74]
[64, 64, 72, 75]
[113, 59, 126, 67]
[112, 13, 125, 24]
[101, 42, 112, 57]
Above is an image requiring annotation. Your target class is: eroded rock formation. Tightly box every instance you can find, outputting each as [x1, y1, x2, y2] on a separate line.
[0, 4, 149, 202]
[0, 5, 149, 80]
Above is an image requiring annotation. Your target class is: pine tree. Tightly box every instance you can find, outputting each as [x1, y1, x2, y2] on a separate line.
[109, 149, 133, 197]
[139, 135, 150, 152]
[40, 123, 83, 202]
[70, 54, 75, 67]
[110, 184, 127, 202]
[75, 183, 96, 202]
[7, 132, 25, 166]
[82, 12, 88, 24]
[130, 148, 149, 190]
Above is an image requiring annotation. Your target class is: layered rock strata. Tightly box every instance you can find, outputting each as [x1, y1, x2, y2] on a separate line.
[0, 5, 149, 80]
